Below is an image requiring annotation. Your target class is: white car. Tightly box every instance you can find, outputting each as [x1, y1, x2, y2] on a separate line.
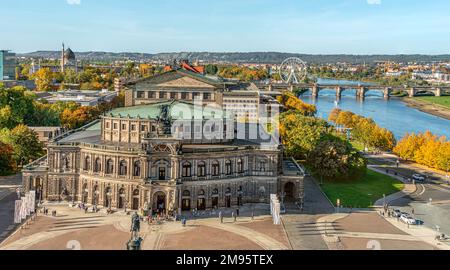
[412, 174, 426, 182]
[400, 214, 416, 225]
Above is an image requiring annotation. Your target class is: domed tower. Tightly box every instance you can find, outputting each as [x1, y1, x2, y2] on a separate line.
[60, 43, 78, 73]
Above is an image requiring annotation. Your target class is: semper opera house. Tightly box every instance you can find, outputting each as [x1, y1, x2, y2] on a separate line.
[22, 68, 305, 214]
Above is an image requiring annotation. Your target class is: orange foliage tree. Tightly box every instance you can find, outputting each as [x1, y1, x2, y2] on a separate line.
[394, 131, 450, 171]
[277, 91, 317, 116]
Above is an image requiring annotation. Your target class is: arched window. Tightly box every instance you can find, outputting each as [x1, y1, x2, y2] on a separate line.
[106, 159, 114, 174]
[94, 158, 101, 173]
[226, 187, 232, 195]
[182, 162, 192, 177]
[119, 160, 127, 176]
[225, 160, 232, 175]
[259, 160, 267, 172]
[183, 190, 191, 197]
[133, 161, 141, 177]
[198, 161, 206, 177]
[212, 189, 219, 195]
[84, 156, 90, 171]
[237, 158, 243, 173]
[198, 189, 205, 196]
[212, 160, 220, 176]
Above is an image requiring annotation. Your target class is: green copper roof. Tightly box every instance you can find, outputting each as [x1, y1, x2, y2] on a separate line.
[108, 101, 231, 120]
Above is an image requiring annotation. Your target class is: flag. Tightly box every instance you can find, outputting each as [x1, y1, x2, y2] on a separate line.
[14, 200, 22, 224]
[29, 191, 36, 213]
[25, 193, 32, 216]
[20, 196, 27, 220]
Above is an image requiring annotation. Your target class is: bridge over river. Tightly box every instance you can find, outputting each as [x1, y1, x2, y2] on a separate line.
[256, 82, 450, 99]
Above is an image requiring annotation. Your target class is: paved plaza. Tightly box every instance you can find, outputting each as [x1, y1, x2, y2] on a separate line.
[1, 175, 445, 250]
[0, 203, 290, 250]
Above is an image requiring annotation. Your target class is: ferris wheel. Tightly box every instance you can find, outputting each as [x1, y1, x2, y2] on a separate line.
[279, 57, 308, 84]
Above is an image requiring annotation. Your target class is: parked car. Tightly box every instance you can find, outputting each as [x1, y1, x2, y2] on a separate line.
[412, 174, 426, 182]
[400, 214, 416, 225]
[392, 209, 402, 218]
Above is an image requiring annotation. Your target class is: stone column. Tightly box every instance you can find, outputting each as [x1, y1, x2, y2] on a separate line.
[335, 86, 342, 99]
[311, 84, 319, 98]
[435, 88, 442, 97]
[383, 87, 391, 100]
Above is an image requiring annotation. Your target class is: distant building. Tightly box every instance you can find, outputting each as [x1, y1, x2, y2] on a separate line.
[385, 71, 404, 77]
[29, 127, 64, 146]
[433, 72, 450, 83]
[60, 43, 78, 73]
[0, 50, 16, 80]
[36, 89, 118, 106]
[114, 77, 127, 92]
[1, 80, 36, 90]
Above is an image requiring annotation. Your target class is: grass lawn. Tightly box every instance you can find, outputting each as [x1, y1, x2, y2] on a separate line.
[415, 96, 450, 110]
[320, 169, 404, 208]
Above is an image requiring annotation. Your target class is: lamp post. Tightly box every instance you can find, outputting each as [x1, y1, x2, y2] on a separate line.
[71, 185, 75, 206]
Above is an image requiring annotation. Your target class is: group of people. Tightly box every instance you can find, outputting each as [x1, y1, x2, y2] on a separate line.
[41, 207, 57, 217]
[76, 203, 99, 214]
[218, 208, 241, 223]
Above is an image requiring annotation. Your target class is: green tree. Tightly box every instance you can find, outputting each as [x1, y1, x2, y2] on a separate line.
[0, 125, 44, 166]
[0, 85, 36, 129]
[307, 138, 367, 183]
[205, 64, 218, 75]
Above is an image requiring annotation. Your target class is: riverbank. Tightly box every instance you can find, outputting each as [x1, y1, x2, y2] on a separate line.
[403, 97, 450, 121]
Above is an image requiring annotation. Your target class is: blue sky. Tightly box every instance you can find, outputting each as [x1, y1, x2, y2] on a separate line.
[1, 0, 450, 54]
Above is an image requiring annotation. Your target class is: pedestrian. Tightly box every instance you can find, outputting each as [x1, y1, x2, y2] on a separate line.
[219, 211, 223, 223]
[236, 208, 240, 217]
[232, 211, 235, 223]
[84, 207, 88, 214]
[251, 211, 254, 220]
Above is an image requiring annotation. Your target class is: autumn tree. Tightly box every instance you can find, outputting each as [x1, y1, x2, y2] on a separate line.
[328, 108, 342, 123]
[33, 68, 55, 91]
[0, 142, 17, 175]
[60, 106, 100, 129]
[277, 91, 317, 116]
[394, 131, 450, 171]
[279, 111, 331, 159]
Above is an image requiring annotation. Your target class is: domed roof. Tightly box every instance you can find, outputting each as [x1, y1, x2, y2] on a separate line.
[64, 48, 76, 60]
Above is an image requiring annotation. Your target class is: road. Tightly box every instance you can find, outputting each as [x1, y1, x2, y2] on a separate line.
[366, 154, 450, 238]
[0, 174, 22, 243]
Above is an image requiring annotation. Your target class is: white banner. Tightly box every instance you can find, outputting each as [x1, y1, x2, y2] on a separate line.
[20, 196, 27, 220]
[14, 200, 22, 224]
[29, 191, 36, 213]
[25, 192, 31, 216]
[270, 194, 281, 225]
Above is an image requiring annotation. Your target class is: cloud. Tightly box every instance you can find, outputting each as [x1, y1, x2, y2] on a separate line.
[367, 0, 381, 4]
[67, 0, 81, 5]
